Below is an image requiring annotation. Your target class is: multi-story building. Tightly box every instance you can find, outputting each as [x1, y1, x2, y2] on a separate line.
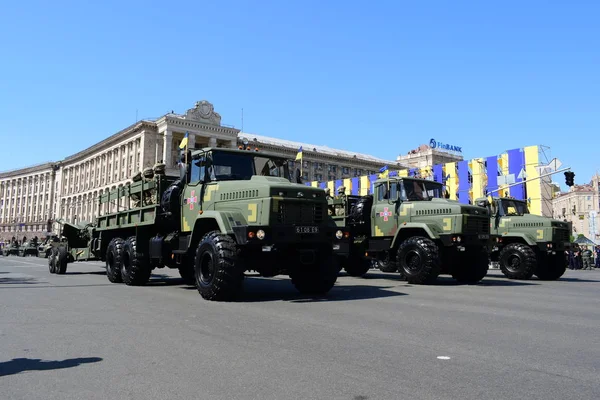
[396, 143, 463, 170]
[238, 133, 403, 183]
[0, 100, 404, 240]
[551, 174, 600, 242]
[0, 162, 58, 239]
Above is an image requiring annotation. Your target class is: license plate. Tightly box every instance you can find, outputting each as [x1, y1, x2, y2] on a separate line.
[296, 226, 319, 234]
[478, 234, 489, 239]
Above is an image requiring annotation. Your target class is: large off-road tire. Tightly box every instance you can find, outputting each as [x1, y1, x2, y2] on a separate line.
[48, 248, 57, 274]
[499, 243, 536, 280]
[194, 231, 244, 301]
[290, 251, 338, 295]
[105, 238, 125, 283]
[451, 247, 489, 284]
[535, 253, 567, 281]
[341, 255, 371, 277]
[56, 247, 68, 275]
[397, 236, 441, 284]
[178, 266, 195, 285]
[376, 255, 398, 273]
[121, 236, 151, 286]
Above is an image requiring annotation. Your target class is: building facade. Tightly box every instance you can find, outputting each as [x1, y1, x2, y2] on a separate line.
[0, 100, 403, 240]
[0, 163, 58, 240]
[551, 174, 600, 242]
[238, 133, 403, 183]
[396, 143, 464, 170]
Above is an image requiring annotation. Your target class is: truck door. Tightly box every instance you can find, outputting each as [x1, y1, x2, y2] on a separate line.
[372, 183, 397, 237]
[181, 154, 206, 233]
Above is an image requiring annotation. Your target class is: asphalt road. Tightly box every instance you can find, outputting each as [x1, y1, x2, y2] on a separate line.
[1, 255, 599, 400]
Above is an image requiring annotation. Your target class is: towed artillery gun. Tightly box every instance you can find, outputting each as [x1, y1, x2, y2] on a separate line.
[49, 147, 343, 301]
[331, 177, 493, 284]
[478, 196, 571, 280]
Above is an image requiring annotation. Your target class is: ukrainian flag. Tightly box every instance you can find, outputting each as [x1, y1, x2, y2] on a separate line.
[379, 165, 389, 179]
[295, 146, 303, 161]
[179, 131, 189, 149]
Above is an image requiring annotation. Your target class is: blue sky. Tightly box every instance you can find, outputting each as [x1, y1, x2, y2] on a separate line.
[1, 1, 598, 189]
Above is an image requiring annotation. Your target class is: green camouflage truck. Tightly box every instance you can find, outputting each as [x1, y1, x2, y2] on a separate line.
[18, 237, 39, 257]
[49, 147, 342, 301]
[481, 196, 571, 280]
[332, 177, 493, 284]
[3, 238, 20, 256]
[37, 235, 60, 258]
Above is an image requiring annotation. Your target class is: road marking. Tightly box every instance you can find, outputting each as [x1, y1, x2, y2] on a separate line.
[437, 356, 451, 360]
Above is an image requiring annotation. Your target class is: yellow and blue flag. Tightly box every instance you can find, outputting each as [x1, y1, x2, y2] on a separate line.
[379, 165, 389, 179]
[179, 131, 189, 149]
[295, 146, 303, 161]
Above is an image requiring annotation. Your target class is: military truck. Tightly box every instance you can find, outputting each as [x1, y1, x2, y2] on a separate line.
[49, 147, 342, 301]
[332, 177, 493, 284]
[3, 238, 20, 256]
[481, 196, 571, 280]
[18, 237, 39, 257]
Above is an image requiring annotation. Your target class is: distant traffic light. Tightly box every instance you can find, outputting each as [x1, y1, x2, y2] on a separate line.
[564, 171, 575, 187]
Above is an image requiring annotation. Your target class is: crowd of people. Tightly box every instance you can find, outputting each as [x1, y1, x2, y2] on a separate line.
[566, 245, 600, 270]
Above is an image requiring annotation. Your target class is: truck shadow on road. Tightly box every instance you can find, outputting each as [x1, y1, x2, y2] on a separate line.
[352, 272, 539, 287]
[554, 277, 599, 283]
[0, 276, 39, 285]
[223, 277, 407, 303]
[0, 357, 102, 377]
[64, 271, 107, 276]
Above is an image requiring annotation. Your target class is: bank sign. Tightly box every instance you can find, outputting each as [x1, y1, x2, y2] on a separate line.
[430, 138, 462, 153]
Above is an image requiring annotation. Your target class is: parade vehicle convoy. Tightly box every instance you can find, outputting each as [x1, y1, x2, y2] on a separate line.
[480, 196, 571, 280]
[330, 177, 493, 284]
[48, 146, 343, 301]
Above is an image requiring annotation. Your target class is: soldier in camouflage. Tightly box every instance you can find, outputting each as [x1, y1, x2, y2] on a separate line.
[335, 186, 346, 216]
[582, 246, 593, 270]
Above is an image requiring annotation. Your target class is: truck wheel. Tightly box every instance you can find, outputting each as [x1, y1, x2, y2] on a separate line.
[194, 231, 244, 301]
[178, 267, 195, 285]
[56, 247, 68, 275]
[397, 237, 441, 284]
[535, 254, 566, 280]
[376, 257, 398, 273]
[342, 256, 371, 277]
[121, 236, 152, 286]
[452, 247, 489, 284]
[499, 243, 536, 280]
[105, 238, 125, 283]
[290, 251, 338, 295]
[48, 248, 57, 274]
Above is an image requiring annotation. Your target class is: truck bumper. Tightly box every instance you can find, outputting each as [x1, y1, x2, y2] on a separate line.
[232, 225, 338, 247]
[439, 234, 492, 248]
[537, 241, 570, 253]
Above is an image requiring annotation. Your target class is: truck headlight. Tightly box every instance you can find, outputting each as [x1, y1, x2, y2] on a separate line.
[256, 230, 266, 240]
[335, 230, 343, 239]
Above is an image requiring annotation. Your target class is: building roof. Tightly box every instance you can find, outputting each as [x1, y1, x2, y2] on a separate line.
[238, 132, 402, 167]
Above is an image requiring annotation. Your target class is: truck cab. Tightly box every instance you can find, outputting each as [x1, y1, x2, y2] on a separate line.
[341, 177, 493, 284]
[486, 196, 571, 280]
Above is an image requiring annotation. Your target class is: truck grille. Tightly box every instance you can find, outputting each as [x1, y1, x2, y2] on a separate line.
[554, 228, 570, 242]
[276, 202, 324, 225]
[464, 216, 490, 235]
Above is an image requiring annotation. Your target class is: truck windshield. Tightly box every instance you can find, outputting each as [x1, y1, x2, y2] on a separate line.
[499, 199, 530, 216]
[401, 180, 443, 201]
[208, 151, 290, 181]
